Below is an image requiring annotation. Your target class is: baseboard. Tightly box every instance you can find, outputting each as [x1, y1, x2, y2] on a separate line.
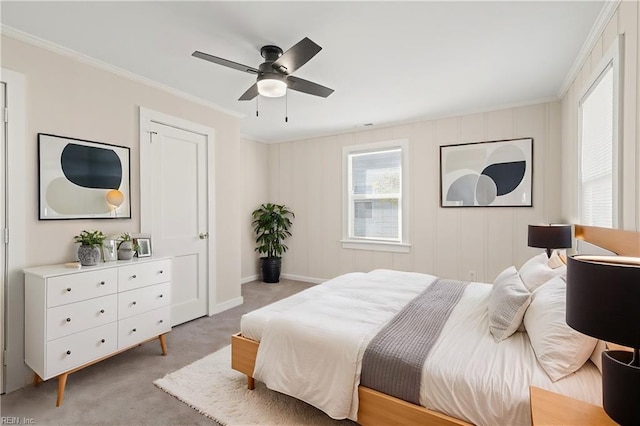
[210, 296, 244, 315]
[241, 274, 259, 284]
[280, 273, 326, 285]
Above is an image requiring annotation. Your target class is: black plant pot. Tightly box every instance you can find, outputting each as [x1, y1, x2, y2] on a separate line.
[261, 257, 282, 283]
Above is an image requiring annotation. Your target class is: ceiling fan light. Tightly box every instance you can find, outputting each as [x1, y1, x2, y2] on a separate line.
[257, 78, 287, 98]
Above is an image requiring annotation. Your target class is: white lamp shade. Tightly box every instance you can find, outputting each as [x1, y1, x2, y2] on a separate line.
[106, 189, 124, 207]
[257, 78, 287, 97]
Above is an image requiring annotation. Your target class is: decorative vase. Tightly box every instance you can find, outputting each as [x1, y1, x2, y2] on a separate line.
[118, 241, 134, 260]
[77, 245, 101, 266]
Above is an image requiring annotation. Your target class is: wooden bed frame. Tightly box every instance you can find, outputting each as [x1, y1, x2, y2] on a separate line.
[231, 225, 638, 425]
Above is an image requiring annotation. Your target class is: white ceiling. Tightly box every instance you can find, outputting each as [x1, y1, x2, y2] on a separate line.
[1, 1, 604, 143]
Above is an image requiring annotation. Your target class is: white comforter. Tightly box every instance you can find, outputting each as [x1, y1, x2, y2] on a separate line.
[242, 269, 602, 425]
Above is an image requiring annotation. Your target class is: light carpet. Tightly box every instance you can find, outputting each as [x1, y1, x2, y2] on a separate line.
[154, 345, 356, 425]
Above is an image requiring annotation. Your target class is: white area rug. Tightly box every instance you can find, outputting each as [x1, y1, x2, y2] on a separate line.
[154, 345, 355, 425]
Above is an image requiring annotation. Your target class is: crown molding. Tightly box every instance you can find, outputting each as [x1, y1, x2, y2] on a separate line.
[1, 25, 245, 119]
[557, 0, 621, 97]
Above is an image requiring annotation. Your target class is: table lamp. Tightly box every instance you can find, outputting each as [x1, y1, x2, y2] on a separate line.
[527, 224, 572, 258]
[566, 255, 640, 425]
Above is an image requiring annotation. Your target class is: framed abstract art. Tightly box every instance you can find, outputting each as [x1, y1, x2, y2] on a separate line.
[38, 133, 131, 219]
[440, 137, 533, 207]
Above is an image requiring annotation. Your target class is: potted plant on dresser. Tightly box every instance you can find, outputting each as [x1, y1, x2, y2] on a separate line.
[252, 203, 295, 283]
[117, 232, 137, 260]
[73, 230, 106, 266]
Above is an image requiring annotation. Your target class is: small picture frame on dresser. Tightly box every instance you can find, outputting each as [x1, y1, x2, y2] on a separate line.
[102, 240, 117, 262]
[136, 238, 152, 257]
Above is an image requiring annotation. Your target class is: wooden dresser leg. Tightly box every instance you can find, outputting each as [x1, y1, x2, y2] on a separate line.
[159, 334, 168, 356]
[56, 373, 69, 407]
[248, 376, 255, 390]
[33, 373, 43, 386]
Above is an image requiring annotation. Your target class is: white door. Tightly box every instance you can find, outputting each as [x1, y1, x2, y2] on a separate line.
[0, 82, 6, 392]
[146, 123, 209, 325]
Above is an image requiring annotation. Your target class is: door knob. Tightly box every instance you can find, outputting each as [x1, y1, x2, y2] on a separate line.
[199, 232, 209, 240]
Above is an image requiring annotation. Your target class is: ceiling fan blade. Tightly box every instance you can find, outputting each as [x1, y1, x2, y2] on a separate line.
[287, 76, 334, 98]
[192, 51, 259, 74]
[239, 83, 259, 101]
[271, 37, 322, 75]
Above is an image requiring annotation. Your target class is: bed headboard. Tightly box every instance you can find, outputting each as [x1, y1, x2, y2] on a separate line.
[574, 224, 640, 256]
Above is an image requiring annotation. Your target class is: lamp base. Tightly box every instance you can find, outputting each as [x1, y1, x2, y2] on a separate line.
[602, 350, 640, 424]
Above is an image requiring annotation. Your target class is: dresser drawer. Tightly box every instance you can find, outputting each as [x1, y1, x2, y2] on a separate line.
[46, 323, 118, 379]
[118, 282, 171, 320]
[118, 260, 171, 292]
[118, 306, 171, 349]
[46, 295, 117, 341]
[47, 269, 118, 308]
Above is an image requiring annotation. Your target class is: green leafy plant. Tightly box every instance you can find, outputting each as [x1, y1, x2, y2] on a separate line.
[73, 230, 106, 247]
[252, 203, 295, 258]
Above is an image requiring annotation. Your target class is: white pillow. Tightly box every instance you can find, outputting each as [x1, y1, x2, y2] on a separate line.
[524, 275, 597, 382]
[519, 252, 566, 292]
[547, 249, 566, 269]
[489, 266, 531, 342]
[589, 340, 606, 374]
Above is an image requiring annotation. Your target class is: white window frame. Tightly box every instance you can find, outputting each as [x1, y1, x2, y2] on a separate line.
[577, 36, 622, 229]
[341, 140, 410, 253]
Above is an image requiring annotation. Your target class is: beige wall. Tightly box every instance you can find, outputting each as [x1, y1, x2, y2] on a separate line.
[561, 1, 639, 230]
[267, 102, 562, 284]
[2, 35, 242, 317]
[240, 137, 269, 280]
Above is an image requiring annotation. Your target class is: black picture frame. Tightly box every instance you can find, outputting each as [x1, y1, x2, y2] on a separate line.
[439, 137, 533, 208]
[135, 238, 152, 258]
[38, 133, 131, 220]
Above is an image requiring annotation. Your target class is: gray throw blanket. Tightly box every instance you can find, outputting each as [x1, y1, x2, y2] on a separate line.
[360, 278, 469, 405]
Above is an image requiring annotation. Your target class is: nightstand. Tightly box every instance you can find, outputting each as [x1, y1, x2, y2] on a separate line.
[530, 386, 616, 425]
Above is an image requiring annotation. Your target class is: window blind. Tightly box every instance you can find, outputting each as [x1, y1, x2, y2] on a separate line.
[580, 65, 614, 228]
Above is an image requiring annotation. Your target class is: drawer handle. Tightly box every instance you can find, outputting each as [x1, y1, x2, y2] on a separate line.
[100, 281, 105, 285]
[159, 294, 163, 298]
[66, 288, 72, 292]
[132, 301, 137, 305]
[132, 328, 137, 332]
[66, 318, 71, 322]
[159, 319, 164, 324]
[101, 339, 105, 343]
[66, 350, 71, 355]
[132, 275, 137, 279]
[100, 309, 105, 314]
[159, 270, 164, 274]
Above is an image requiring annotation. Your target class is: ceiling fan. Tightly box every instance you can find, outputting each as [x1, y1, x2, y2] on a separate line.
[192, 37, 334, 101]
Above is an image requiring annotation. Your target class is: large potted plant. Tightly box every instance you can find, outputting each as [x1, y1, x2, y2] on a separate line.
[252, 203, 294, 283]
[74, 230, 106, 266]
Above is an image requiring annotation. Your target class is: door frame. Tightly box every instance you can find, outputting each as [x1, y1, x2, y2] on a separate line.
[1, 68, 27, 393]
[139, 107, 217, 315]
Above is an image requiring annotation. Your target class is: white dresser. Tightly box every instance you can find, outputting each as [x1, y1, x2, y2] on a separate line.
[24, 257, 172, 406]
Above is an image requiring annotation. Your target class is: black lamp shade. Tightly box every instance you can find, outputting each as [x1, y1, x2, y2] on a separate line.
[527, 225, 572, 251]
[566, 256, 640, 348]
[602, 350, 640, 425]
[567, 255, 640, 425]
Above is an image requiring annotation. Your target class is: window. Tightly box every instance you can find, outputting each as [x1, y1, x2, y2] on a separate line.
[578, 39, 620, 228]
[342, 141, 409, 252]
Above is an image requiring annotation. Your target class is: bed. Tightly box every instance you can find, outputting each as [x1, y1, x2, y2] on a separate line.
[231, 225, 639, 425]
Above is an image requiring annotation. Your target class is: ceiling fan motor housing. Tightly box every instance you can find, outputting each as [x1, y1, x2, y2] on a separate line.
[260, 45, 283, 61]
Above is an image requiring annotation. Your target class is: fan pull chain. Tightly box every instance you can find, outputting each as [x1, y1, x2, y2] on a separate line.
[285, 91, 288, 123]
[256, 96, 259, 117]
